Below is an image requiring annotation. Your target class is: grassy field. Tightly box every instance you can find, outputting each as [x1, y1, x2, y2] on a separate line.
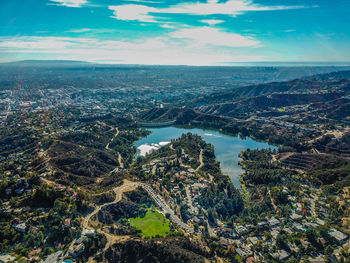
[129, 210, 170, 238]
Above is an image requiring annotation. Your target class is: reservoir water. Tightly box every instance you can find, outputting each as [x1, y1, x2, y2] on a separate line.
[135, 126, 277, 189]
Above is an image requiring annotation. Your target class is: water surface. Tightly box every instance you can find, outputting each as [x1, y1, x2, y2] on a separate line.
[135, 126, 277, 188]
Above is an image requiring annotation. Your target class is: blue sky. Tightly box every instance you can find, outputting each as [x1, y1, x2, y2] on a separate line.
[0, 0, 349, 65]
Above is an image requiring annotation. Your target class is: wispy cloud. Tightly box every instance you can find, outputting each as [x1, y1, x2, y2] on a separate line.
[160, 24, 176, 29]
[170, 27, 260, 47]
[0, 35, 264, 65]
[67, 28, 91, 33]
[200, 19, 225, 26]
[49, 0, 88, 8]
[123, 0, 163, 3]
[109, 0, 316, 23]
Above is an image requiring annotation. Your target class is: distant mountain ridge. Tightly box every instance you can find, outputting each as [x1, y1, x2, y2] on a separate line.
[0, 60, 91, 67]
[140, 70, 350, 123]
[193, 70, 350, 106]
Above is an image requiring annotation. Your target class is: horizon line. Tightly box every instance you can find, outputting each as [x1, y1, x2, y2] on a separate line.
[1, 59, 350, 67]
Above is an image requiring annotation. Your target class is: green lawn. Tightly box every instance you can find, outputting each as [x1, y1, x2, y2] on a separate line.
[129, 210, 170, 238]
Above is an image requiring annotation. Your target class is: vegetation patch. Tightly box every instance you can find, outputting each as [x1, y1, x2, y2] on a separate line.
[129, 210, 170, 238]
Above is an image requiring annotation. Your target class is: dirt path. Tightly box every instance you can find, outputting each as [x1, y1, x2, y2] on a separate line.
[195, 149, 204, 172]
[118, 153, 124, 169]
[178, 148, 192, 169]
[105, 128, 119, 150]
[83, 181, 138, 230]
[43, 177, 195, 256]
[105, 127, 124, 169]
[308, 129, 348, 144]
[41, 177, 56, 187]
[277, 152, 295, 162]
[268, 189, 277, 211]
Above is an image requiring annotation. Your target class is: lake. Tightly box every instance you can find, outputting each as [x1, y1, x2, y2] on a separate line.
[135, 126, 277, 189]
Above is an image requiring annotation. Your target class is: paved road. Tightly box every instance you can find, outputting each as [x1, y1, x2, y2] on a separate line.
[185, 186, 198, 215]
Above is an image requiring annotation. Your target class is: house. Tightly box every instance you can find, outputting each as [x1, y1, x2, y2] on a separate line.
[300, 239, 311, 249]
[293, 223, 305, 232]
[271, 229, 280, 239]
[236, 247, 252, 258]
[319, 207, 329, 218]
[290, 213, 303, 220]
[44, 251, 63, 263]
[270, 250, 291, 261]
[308, 255, 326, 263]
[56, 184, 66, 191]
[246, 225, 254, 230]
[64, 218, 71, 226]
[69, 243, 85, 258]
[329, 229, 348, 242]
[284, 227, 294, 234]
[257, 221, 268, 228]
[268, 218, 280, 227]
[219, 237, 232, 248]
[75, 235, 87, 245]
[236, 225, 248, 235]
[82, 229, 95, 236]
[28, 248, 42, 257]
[13, 223, 26, 233]
[315, 218, 325, 226]
[192, 217, 203, 224]
[287, 242, 300, 253]
[218, 227, 233, 237]
[0, 254, 15, 263]
[304, 222, 319, 229]
[247, 236, 262, 246]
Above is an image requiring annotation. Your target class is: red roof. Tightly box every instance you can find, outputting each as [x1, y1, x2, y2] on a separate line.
[28, 248, 42, 257]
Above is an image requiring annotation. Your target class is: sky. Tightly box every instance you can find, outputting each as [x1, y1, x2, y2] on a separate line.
[0, 0, 349, 65]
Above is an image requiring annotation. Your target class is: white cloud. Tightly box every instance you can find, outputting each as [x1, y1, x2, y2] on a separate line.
[123, 0, 164, 3]
[67, 28, 91, 33]
[0, 35, 264, 65]
[109, 5, 158, 22]
[200, 19, 225, 25]
[49, 0, 88, 8]
[109, 0, 314, 22]
[170, 27, 260, 47]
[160, 24, 176, 29]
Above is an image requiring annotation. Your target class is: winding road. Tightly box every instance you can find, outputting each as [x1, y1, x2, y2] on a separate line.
[83, 182, 139, 230]
[105, 127, 124, 168]
[82, 181, 194, 252]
